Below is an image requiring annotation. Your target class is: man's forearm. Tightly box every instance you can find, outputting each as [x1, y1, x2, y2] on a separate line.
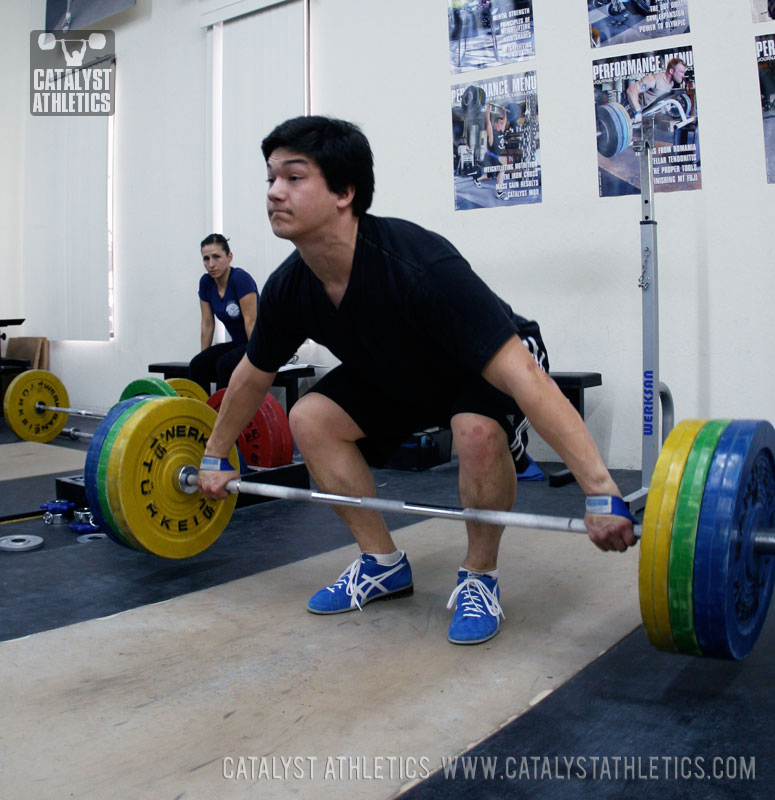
[204, 357, 275, 457]
[483, 336, 620, 497]
[524, 381, 619, 496]
[626, 85, 641, 111]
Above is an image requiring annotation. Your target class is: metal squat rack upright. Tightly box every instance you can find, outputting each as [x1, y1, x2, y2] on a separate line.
[624, 117, 674, 514]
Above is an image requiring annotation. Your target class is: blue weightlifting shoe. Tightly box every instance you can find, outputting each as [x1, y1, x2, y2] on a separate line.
[307, 552, 413, 614]
[446, 570, 504, 645]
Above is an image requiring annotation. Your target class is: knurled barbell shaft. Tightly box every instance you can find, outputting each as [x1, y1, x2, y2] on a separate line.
[35, 402, 105, 420]
[61, 427, 94, 441]
[180, 468, 775, 556]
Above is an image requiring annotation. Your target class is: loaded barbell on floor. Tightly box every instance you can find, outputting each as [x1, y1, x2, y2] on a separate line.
[5, 377, 774, 661]
[29, 392, 773, 662]
[2, 369, 292, 467]
[2, 369, 178, 442]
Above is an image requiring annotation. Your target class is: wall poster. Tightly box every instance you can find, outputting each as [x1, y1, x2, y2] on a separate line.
[592, 46, 700, 196]
[449, 1, 535, 74]
[588, 0, 690, 49]
[451, 72, 541, 210]
[750, 0, 775, 23]
[757, 33, 775, 183]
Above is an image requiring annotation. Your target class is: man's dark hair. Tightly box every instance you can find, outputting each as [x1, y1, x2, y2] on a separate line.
[261, 116, 375, 217]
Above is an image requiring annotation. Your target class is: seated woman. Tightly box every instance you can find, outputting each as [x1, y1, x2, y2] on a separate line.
[189, 233, 258, 394]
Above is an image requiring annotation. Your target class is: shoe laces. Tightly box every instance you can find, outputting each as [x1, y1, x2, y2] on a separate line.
[446, 576, 504, 620]
[327, 558, 366, 610]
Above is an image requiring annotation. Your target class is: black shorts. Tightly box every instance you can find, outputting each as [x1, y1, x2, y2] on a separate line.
[307, 335, 547, 468]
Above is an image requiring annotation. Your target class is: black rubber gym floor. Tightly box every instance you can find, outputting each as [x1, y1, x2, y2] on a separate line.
[2, 414, 773, 797]
[403, 616, 775, 799]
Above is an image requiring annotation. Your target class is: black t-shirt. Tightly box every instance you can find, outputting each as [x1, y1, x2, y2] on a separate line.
[247, 214, 545, 401]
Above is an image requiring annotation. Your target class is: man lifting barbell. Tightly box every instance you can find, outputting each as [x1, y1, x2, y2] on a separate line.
[626, 58, 688, 126]
[197, 115, 636, 646]
[478, 102, 511, 200]
[37, 31, 107, 68]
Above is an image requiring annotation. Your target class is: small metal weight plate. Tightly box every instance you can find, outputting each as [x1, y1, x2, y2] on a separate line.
[0, 535, 44, 552]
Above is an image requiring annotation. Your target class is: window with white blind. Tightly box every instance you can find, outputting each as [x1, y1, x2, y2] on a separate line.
[22, 103, 113, 341]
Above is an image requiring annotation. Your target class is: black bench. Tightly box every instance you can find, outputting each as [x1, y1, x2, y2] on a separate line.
[147, 362, 315, 412]
[548, 371, 602, 487]
[550, 371, 602, 418]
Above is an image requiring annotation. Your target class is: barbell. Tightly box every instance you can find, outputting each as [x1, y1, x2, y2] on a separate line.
[2, 369, 291, 467]
[37, 32, 107, 51]
[460, 85, 521, 124]
[595, 92, 694, 158]
[4, 374, 775, 662]
[596, 102, 632, 158]
[1, 369, 177, 442]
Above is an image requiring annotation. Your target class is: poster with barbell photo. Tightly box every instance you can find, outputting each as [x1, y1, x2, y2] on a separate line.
[592, 45, 701, 197]
[451, 72, 541, 210]
[588, 0, 690, 50]
[751, 0, 775, 23]
[449, 1, 535, 75]
[757, 34, 775, 183]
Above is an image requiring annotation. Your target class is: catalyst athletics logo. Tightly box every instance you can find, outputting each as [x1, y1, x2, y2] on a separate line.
[30, 30, 115, 116]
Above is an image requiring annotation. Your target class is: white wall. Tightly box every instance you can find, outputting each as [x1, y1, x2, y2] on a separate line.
[221, 1, 305, 292]
[4, 0, 302, 415]
[310, 0, 775, 468]
[5, 0, 213, 414]
[0, 4, 29, 325]
[3, 1, 774, 469]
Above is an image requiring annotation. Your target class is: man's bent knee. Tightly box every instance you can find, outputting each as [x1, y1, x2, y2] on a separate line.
[452, 413, 509, 467]
[288, 392, 365, 448]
